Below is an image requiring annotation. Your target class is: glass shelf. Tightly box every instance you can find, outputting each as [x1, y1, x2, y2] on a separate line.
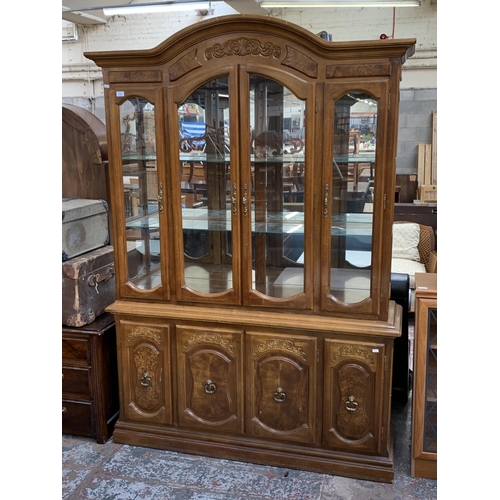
[125, 208, 373, 237]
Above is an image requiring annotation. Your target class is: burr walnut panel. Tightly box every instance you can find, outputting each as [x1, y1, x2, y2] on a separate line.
[119, 320, 172, 425]
[176, 326, 244, 434]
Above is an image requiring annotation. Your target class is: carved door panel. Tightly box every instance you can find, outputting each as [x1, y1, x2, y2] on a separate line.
[323, 338, 386, 454]
[246, 332, 317, 444]
[118, 319, 172, 425]
[176, 326, 244, 434]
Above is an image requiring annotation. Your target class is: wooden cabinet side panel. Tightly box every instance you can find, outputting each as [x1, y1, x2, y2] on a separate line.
[118, 319, 172, 425]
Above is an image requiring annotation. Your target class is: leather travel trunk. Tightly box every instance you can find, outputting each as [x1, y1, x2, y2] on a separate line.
[62, 245, 115, 327]
[62, 198, 109, 261]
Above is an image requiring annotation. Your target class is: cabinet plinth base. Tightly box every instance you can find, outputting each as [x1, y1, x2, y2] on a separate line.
[113, 420, 395, 483]
[411, 456, 437, 480]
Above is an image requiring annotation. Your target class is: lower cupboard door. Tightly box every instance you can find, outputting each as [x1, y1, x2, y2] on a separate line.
[323, 338, 385, 454]
[176, 325, 244, 434]
[246, 332, 317, 445]
[119, 319, 172, 425]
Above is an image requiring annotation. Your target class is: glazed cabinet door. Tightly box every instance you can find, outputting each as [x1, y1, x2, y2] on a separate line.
[107, 88, 169, 300]
[118, 319, 172, 425]
[168, 69, 241, 305]
[246, 331, 317, 444]
[239, 66, 315, 310]
[176, 325, 244, 434]
[323, 338, 386, 454]
[320, 79, 391, 318]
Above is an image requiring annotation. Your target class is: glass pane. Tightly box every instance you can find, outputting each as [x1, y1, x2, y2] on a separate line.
[424, 307, 437, 453]
[250, 75, 306, 298]
[120, 97, 161, 290]
[178, 77, 233, 294]
[330, 92, 377, 303]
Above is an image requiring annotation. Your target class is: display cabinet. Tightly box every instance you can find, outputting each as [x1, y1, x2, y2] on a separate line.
[85, 15, 415, 482]
[411, 273, 437, 479]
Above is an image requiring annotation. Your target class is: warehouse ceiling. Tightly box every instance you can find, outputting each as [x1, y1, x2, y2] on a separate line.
[62, 1, 267, 25]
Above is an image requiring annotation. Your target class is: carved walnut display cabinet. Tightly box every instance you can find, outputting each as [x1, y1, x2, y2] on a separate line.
[85, 15, 415, 482]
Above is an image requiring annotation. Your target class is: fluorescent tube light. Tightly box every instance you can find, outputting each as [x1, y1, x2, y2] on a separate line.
[259, 1, 421, 7]
[103, 2, 211, 16]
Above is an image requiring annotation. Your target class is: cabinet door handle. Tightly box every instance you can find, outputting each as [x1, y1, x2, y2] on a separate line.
[204, 379, 217, 394]
[273, 387, 286, 403]
[157, 182, 164, 213]
[62, 407, 67, 413]
[231, 183, 237, 215]
[323, 184, 329, 218]
[242, 183, 248, 216]
[345, 395, 359, 412]
[140, 372, 152, 387]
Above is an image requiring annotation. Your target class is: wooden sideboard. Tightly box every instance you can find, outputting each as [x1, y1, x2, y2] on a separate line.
[62, 313, 119, 443]
[411, 273, 437, 479]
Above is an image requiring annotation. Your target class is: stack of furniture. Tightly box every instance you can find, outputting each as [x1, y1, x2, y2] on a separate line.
[85, 14, 415, 482]
[62, 106, 119, 444]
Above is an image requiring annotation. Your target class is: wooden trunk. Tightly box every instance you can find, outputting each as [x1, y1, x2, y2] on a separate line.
[62, 245, 115, 327]
[62, 198, 110, 261]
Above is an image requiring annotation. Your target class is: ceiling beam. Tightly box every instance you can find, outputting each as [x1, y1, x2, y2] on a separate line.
[62, 10, 108, 25]
[62, 1, 269, 25]
[221, 1, 268, 14]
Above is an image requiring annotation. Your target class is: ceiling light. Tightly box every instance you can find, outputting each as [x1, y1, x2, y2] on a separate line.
[103, 2, 211, 16]
[259, 1, 421, 7]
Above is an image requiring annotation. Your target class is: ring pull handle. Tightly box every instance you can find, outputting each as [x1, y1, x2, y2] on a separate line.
[231, 183, 237, 216]
[273, 387, 286, 403]
[140, 372, 152, 387]
[345, 395, 359, 412]
[204, 379, 217, 394]
[323, 184, 329, 218]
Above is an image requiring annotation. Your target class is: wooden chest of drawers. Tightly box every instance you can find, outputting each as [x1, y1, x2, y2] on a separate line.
[62, 312, 119, 443]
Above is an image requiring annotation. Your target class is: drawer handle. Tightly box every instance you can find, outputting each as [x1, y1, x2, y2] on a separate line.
[345, 395, 359, 412]
[274, 387, 286, 403]
[62, 407, 67, 413]
[140, 372, 152, 387]
[204, 379, 216, 394]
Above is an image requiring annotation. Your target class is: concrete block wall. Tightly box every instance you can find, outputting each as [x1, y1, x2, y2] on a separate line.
[397, 88, 437, 175]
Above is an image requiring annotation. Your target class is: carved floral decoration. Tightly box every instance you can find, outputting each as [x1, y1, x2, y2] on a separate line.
[205, 38, 281, 60]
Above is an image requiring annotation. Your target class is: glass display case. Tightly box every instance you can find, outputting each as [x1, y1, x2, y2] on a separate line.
[86, 14, 415, 482]
[412, 272, 438, 479]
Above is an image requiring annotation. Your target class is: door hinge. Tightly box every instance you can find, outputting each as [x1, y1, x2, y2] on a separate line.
[316, 96, 318, 113]
[383, 193, 387, 210]
[317, 349, 320, 363]
[388, 93, 391, 110]
[384, 355, 387, 371]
